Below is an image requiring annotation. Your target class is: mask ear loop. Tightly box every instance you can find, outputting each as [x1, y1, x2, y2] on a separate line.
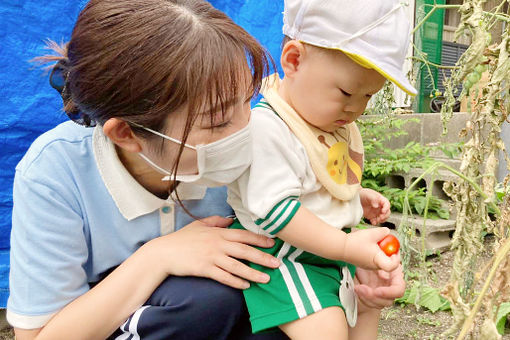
[131, 122, 200, 182]
[129, 122, 197, 150]
[138, 153, 172, 176]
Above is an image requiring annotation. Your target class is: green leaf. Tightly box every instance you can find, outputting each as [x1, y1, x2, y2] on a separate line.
[436, 208, 450, 219]
[496, 191, 504, 201]
[396, 284, 450, 313]
[414, 196, 426, 215]
[496, 302, 510, 335]
[419, 286, 451, 313]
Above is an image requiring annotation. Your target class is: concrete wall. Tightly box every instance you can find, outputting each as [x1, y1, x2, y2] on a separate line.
[361, 112, 509, 181]
[360, 112, 468, 155]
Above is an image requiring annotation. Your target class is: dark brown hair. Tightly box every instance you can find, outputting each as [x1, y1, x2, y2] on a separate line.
[37, 0, 274, 210]
[38, 0, 272, 149]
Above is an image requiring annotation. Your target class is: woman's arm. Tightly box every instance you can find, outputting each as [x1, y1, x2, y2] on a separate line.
[276, 206, 398, 271]
[15, 216, 280, 340]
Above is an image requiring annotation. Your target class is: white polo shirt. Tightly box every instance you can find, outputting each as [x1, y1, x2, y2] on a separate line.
[7, 121, 233, 329]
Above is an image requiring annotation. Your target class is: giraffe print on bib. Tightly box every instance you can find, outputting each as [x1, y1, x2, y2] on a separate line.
[317, 130, 363, 185]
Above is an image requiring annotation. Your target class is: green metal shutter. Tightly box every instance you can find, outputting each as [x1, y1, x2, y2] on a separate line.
[414, 0, 446, 113]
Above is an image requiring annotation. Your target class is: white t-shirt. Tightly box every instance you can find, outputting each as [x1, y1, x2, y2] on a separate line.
[228, 102, 363, 238]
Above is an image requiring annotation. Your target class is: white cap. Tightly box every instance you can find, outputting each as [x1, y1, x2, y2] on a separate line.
[283, 0, 417, 96]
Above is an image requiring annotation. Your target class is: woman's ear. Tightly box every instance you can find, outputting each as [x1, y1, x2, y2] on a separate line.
[280, 40, 306, 77]
[103, 118, 142, 153]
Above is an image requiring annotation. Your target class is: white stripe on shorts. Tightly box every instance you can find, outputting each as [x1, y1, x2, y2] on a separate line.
[115, 305, 150, 340]
[277, 242, 307, 318]
[288, 249, 322, 312]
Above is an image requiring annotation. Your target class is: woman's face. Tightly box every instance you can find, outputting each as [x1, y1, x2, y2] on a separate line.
[141, 93, 252, 176]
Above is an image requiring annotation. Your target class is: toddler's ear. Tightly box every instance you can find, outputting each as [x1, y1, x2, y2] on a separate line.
[280, 40, 306, 77]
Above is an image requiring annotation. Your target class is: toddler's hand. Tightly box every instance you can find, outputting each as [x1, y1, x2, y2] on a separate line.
[360, 188, 390, 225]
[344, 227, 399, 272]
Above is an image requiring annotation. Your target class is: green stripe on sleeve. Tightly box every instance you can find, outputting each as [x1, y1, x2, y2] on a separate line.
[267, 201, 301, 235]
[255, 197, 301, 236]
[255, 196, 299, 226]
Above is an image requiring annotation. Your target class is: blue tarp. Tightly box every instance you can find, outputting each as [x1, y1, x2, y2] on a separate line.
[0, 1, 284, 307]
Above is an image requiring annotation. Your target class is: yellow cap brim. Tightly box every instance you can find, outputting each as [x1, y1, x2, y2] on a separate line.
[341, 50, 417, 97]
[298, 40, 417, 97]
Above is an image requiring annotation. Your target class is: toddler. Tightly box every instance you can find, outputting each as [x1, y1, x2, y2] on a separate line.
[228, 0, 417, 338]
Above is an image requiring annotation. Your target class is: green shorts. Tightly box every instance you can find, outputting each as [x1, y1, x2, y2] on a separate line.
[230, 220, 356, 333]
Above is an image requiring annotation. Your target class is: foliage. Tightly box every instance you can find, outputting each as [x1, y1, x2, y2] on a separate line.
[496, 302, 510, 335]
[359, 116, 460, 220]
[362, 178, 449, 219]
[395, 281, 451, 313]
[362, 1, 510, 338]
[364, 80, 396, 115]
[495, 182, 510, 202]
[410, 1, 510, 338]
[360, 117, 462, 178]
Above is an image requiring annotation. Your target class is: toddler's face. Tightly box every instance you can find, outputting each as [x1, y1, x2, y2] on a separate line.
[286, 47, 386, 132]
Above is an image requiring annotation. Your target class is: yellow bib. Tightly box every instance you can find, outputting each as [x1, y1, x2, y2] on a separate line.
[261, 74, 363, 201]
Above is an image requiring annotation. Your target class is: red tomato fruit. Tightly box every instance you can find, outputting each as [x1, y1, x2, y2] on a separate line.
[378, 235, 400, 256]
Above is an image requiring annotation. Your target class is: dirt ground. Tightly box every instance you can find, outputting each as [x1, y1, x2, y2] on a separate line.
[0, 236, 507, 340]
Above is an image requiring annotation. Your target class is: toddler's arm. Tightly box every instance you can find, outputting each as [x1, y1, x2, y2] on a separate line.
[276, 206, 398, 271]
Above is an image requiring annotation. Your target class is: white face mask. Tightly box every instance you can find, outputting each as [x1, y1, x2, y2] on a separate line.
[137, 124, 252, 187]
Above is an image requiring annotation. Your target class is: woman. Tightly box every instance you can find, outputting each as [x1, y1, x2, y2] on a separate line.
[8, 1, 404, 339]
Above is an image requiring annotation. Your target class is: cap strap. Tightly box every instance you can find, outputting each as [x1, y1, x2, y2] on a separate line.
[284, 0, 312, 39]
[336, 1, 409, 48]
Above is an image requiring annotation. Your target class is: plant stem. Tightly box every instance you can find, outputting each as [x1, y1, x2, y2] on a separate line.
[407, 162, 501, 217]
[421, 174, 434, 264]
[438, 163, 501, 216]
[412, 5, 461, 35]
[411, 42, 438, 95]
[410, 56, 461, 70]
[456, 237, 510, 340]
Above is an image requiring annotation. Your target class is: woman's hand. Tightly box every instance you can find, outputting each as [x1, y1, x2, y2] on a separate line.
[354, 262, 405, 311]
[360, 188, 391, 225]
[147, 216, 281, 289]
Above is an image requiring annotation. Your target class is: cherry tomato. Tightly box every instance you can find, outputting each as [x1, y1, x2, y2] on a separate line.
[378, 235, 400, 256]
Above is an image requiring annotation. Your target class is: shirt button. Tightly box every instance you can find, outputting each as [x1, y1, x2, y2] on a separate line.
[161, 206, 172, 214]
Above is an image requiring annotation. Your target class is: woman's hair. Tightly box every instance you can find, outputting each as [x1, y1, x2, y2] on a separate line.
[39, 0, 272, 145]
[37, 0, 273, 209]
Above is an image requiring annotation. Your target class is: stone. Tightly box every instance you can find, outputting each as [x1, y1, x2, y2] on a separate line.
[384, 212, 456, 254]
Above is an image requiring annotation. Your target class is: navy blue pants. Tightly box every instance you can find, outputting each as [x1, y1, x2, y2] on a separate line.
[108, 276, 288, 340]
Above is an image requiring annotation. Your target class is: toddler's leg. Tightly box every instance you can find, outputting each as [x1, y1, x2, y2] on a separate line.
[348, 308, 381, 340]
[278, 306, 348, 339]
